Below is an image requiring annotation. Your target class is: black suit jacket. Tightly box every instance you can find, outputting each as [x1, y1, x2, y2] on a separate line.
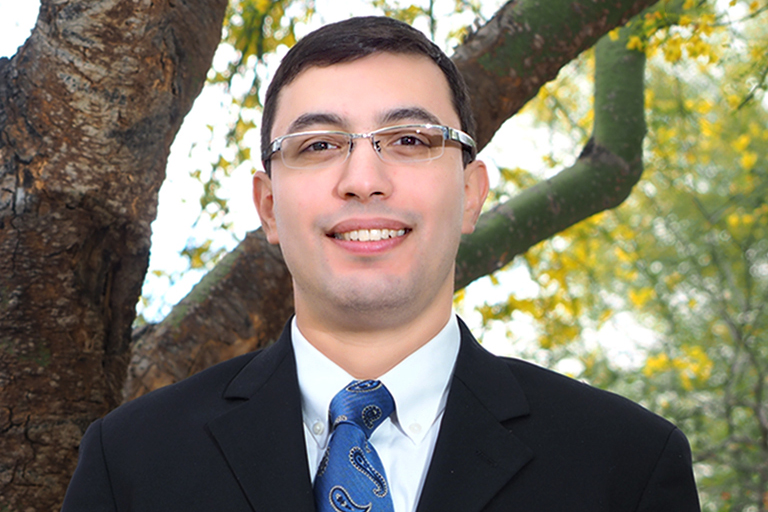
[62, 319, 700, 511]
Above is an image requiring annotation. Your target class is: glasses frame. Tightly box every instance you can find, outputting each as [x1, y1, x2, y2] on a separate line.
[264, 123, 476, 170]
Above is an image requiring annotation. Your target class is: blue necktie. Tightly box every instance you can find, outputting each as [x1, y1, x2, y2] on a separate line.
[314, 380, 396, 512]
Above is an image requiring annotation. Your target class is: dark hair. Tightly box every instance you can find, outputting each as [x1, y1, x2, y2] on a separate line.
[260, 16, 476, 174]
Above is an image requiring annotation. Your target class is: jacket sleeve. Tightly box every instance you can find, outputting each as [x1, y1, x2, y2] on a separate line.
[635, 427, 701, 512]
[61, 419, 118, 512]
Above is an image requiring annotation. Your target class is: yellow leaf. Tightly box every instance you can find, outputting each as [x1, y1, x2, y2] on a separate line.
[741, 151, 758, 171]
[663, 36, 683, 62]
[700, 14, 717, 26]
[627, 36, 645, 52]
[629, 288, 654, 308]
[727, 94, 742, 108]
[509, 297, 539, 317]
[598, 309, 614, 326]
[643, 353, 670, 377]
[614, 246, 632, 263]
[732, 134, 751, 152]
[695, 99, 713, 115]
[645, 89, 655, 109]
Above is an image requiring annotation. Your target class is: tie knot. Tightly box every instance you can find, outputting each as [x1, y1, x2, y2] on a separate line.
[329, 380, 394, 438]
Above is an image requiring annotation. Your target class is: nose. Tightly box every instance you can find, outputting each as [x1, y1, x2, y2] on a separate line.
[335, 138, 393, 201]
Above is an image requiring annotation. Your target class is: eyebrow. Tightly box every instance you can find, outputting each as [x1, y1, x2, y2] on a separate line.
[284, 106, 444, 136]
[287, 112, 347, 134]
[379, 107, 442, 126]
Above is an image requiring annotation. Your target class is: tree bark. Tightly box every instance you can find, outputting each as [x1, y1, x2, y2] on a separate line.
[0, 0, 227, 510]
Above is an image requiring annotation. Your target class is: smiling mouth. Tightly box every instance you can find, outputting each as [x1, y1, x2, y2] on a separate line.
[331, 228, 409, 242]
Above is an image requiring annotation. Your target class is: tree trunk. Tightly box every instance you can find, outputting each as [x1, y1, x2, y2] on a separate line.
[0, 0, 227, 510]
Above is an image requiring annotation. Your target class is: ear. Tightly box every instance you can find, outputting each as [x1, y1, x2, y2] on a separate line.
[253, 171, 280, 244]
[461, 159, 489, 235]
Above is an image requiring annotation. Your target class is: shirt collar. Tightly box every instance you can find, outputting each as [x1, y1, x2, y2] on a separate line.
[292, 315, 460, 447]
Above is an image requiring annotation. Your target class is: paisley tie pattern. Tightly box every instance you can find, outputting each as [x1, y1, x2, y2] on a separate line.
[314, 380, 395, 512]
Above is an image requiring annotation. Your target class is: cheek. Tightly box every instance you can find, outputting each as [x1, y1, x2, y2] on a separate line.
[414, 179, 466, 238]
[271, 181, 314, 241]
[432, 171, 466, 216]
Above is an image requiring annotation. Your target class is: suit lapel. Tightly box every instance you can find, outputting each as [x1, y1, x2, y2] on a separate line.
[207, 324, 316, 512]
[416, 320, 533, 512]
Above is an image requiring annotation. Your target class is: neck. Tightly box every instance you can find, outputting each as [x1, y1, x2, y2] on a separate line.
[294, 293, 454, 380]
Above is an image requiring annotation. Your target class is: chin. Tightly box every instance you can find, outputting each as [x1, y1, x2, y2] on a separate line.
[329, 281, 414, 312]
[338, 292, 408, 315]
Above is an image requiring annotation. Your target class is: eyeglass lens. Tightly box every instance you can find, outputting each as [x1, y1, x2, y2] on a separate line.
[279, 126, 447, 169]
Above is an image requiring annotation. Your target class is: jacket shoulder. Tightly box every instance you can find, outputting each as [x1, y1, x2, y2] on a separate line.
[501, 355, 675, 433]
[104, 349, 263, 429]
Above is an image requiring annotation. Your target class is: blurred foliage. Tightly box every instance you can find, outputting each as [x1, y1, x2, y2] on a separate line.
[369, 0, 485, 40]
[475, 0, 768, 509]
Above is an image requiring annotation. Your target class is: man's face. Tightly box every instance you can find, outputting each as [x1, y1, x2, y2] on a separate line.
[254, 52, 488, 331]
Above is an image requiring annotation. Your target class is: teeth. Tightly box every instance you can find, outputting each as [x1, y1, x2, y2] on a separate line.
[336, 228, 407, 241]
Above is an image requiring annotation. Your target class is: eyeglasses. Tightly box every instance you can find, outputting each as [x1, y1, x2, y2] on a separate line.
[264, 124, 476, 170]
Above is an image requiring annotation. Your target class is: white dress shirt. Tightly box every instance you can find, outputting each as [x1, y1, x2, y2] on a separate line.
[292, 315, 461, 512]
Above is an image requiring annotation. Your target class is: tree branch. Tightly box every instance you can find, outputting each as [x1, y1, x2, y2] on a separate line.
[123, 230, 293, 401]
[453, 0, 656, 149]
[455, 28, 647, 288]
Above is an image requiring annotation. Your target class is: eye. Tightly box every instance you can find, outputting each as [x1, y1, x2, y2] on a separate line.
[301, 139, 341, 152]
[391, 133, 430, 147]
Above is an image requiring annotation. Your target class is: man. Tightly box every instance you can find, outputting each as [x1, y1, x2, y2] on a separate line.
[63, 16, 701, 512]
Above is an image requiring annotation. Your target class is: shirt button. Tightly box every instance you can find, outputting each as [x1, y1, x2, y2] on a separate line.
[409, 423, 422, 435]
[312, 421, 325, 435]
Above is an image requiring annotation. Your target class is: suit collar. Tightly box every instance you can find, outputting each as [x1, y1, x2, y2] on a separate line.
[221, 321, 294, 399]
[207, 317, 534, 512]
[416, 318, 533, 512]
[452, 318, 529, 420]
[207, 321, 316, 512]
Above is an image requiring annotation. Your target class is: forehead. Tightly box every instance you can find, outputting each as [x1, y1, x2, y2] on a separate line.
[270, 52, 458, 138]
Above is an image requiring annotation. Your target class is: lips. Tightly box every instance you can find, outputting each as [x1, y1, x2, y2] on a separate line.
[332, 228, 408, 241]
[327, 218, 412, 244]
